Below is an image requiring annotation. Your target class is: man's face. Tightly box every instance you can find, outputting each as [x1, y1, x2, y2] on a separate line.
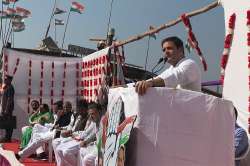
[162, 41, 183, 65]
[31, 101, 39, 110]
[88, 108, 99, 122]
[79, 108, 87, 116]
[52, 104, 58, 114]
[39, 105, 46, 112]
[63, 103, 72, 112]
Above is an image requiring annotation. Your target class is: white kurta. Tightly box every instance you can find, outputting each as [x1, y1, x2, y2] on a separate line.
[19, 123, 55, 158]
[54, 121, 96, 166]
[157, 58, 201, 92]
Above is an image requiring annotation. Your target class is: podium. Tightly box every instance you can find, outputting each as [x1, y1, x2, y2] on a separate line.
[108, 87, 234, 166]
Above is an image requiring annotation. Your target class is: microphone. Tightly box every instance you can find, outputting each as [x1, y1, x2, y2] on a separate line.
[163, 57, 168, 64]
[157, 57, 164, 64]
[152, 57, 167, 73]
[157, 57, 168, 64]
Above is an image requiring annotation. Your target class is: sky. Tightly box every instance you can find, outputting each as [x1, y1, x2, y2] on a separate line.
[3, 0, 225, 83]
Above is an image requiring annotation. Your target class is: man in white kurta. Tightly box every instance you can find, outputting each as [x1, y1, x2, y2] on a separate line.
[135, 36, 201, 95]
[54, 102, 101, 166]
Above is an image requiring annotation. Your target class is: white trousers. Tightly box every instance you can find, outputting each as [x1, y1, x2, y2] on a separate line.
[55, 139, 81, 166]
[19, 124, 55, 158]
[78, 144, 97, 166]
[52, 137, 73, 165]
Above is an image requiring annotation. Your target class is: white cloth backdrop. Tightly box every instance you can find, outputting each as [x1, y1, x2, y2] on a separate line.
[220, 0, 249, 133]
[3, 48, 81, 138]
[1, 47, 109, 138]
[109, 87, 234, 166]
[219, 1, 250, 164]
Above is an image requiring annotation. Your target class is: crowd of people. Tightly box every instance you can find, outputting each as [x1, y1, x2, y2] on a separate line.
[13, 99, 104, 166]
[0, 36, 249, 165]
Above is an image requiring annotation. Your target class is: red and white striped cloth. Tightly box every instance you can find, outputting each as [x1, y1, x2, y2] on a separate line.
[220, 13, 236, 85]
[81, 47, 110, 102]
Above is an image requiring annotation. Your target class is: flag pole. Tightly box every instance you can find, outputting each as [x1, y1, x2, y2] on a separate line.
[61, 10, 71, 49]
[5, 2, 16, 46]
[0, 1, 4, 45]
[2, 3, 9, 46]
[106, 0, 115, 40]
[54, 19, 57, 43]
[44, 0, 57, 39]
[12, 25, 14, 47]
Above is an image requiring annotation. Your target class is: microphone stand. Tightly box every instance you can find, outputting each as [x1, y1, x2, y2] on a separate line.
[151, 58, 164, 73]
[152, 57, 167, 74]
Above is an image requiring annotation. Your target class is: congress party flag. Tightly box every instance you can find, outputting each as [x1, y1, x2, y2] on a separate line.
[16, 7, 31, 18]
[70, 1, 84, 14]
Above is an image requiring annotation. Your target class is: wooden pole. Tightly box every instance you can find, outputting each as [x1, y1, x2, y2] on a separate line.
[114, 1, 220, 47]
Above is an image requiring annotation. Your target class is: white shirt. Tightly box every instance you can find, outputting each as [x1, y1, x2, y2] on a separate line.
[157, 58, 201, 92]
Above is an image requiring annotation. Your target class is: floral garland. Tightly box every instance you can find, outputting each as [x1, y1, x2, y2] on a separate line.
[220, 13, 236, 84]
[27, 60, 32, 113]
[181, 14, 207, 71]
[247, 10, 250, 133]
[61, 62, 67, 102]
[12, 58, 20, 75]
[50, 62, 55, 109]
[82, 55, 108, 102]
[4, 54, 8, 76]
[40, 61, 44, 104]
[76, 62, 80, 98]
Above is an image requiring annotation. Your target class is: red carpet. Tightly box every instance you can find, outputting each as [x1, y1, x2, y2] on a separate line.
[2, 140, 56, 166]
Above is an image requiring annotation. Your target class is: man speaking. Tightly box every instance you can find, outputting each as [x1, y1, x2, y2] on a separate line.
[135, 36, 201, 95]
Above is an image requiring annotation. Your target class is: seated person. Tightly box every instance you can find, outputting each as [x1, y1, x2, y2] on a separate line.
[234, 108, 249, 166]
[78, 102, 102, 166]
[15, 103, 55, 160]
[53, 102, 101, 166]
[20, 99, 40, 149]
[59, 99, 89, 138]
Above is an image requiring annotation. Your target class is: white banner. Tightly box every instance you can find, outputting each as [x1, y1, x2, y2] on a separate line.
[109, 87, 234, 166]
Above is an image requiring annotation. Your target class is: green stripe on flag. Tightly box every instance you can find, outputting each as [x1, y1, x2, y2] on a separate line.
[70, 7, 82, 14]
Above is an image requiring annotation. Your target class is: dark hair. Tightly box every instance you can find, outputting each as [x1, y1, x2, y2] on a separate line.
[88, 102, 101, 111]
[234, 107, 238, 120]
[54, 100, 63, 110]
[31, 100, 39, 105]
[161, 36, 184, 52]
[5, 75, 13, 81]
[41, 103, 49, 112]
[77, 99, 88, 110]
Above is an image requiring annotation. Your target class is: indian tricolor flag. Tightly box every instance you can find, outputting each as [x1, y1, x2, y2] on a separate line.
[70, 1, 84, 14]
